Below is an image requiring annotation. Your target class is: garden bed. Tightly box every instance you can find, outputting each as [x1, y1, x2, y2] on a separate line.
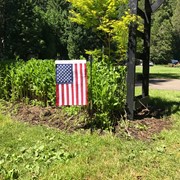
[1, 101, 172, 141]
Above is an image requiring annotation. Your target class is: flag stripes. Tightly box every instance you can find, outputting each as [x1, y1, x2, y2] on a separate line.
[56, 60, 88, 106]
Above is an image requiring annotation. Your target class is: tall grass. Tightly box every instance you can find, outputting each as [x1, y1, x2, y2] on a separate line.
[0, 59, 55, 106]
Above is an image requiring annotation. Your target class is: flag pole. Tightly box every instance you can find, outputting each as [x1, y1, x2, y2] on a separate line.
[89, 55, 93, 133]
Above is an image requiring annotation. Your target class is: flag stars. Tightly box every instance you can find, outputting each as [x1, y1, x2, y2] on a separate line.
[56, 64, 73, 84]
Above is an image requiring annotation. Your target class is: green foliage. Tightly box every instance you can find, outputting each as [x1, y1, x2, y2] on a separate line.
[62, 106, 82, 116]
[0, 55, 127, 133]
[151, 19, 173, 64]
[0, 0, 4, 58]
[1, 0, 180, 63]
[0, 59, 55, 106]
[171, 0, 180, 59]
[0, 142, 75, 179]
[67, 0, 135, 61]
[0, 115, 76, 179]
[150, 0, 176, 63]
[67, 25, 101, 59]
[3, 0, 44, 59]
[0, 58, 127, 128]
[87, 57, 126, 129]
[34, 0, 70, 59]
[0, 0, 81, 59]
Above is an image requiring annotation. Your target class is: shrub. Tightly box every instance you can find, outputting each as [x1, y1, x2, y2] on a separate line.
[87, 58, 126, 129]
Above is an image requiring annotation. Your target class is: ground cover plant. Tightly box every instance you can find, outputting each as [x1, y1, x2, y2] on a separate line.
[0, 89, 180, 179]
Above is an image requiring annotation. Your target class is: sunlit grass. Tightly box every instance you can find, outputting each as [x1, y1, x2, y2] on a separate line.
[0, 88, 180, 179]
[136, 65, 180, 79]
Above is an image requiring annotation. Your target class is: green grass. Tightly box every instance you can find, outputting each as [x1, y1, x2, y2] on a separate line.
[0, 89, 180, 179]
[136, 65, 180, 79]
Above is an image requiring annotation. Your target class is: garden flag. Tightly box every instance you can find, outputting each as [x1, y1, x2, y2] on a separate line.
[55, 60, 88, 106]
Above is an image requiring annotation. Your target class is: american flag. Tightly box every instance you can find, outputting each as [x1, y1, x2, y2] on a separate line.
[55, 60, 88, 106]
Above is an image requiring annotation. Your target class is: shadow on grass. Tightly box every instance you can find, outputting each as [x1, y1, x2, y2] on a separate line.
[136, 78, 179, 87]
[150, 96, 180, 115]
[136, 73, 180, 80]
[135, 96, 180, 119]
[150, 73, 180, 79]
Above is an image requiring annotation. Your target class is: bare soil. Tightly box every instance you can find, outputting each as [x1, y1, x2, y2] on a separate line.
[2, 101, 172, 141]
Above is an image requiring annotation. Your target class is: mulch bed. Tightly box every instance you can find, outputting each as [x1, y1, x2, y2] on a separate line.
[2, 102, 172, 141]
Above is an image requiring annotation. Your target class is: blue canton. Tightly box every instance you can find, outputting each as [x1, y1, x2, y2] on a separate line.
[56, 64, 73, 84]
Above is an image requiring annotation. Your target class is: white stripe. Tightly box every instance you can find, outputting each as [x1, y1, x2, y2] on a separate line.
[59, 85, 62, 106]
[64, 84, 67, 105]
[69, 84, 72, 105]
[77, 63, 81, 105]
[55, 60, 86, 64]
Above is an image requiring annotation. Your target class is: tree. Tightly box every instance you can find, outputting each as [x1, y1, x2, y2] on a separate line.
[151, 19, 173, 64]
[171, 0, 180, 60]
[67, 24, 101, 59]
[150, 0, 174, 64]
[2, 0, 44, 59]
[34, 0, 89, 59]
[0, 0, 5, 58]
[67, 0, 134, 62]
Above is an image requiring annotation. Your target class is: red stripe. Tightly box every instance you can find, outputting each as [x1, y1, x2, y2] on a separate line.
[61, 84, 65, 106]
[56, 84, 59, 106]
[80, 63, 83, 105]
[75, 64, 78, 105]
[85, 64, 88, 105]
[72, 83, 74, 105]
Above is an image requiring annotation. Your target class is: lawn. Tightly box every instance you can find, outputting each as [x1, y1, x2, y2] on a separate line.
[136, 65, 180, 79]
[0, 89, 180, 180]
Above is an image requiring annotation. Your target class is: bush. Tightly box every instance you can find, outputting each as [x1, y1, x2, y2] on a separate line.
[87, 59, 126, 129]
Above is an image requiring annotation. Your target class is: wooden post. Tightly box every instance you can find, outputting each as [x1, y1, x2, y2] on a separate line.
[126, 0, 164, 120]
[142, 0, 151, 98]
[126, 0, 138, 120]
